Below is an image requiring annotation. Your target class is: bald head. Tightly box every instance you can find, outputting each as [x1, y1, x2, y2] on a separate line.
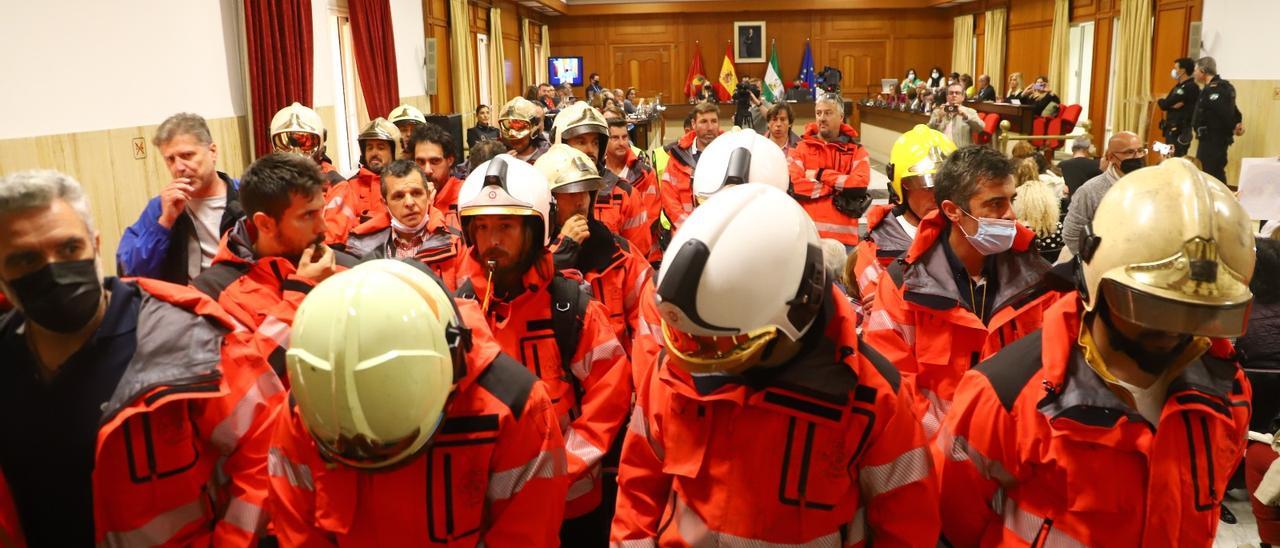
[1105, 131, 1144, 173]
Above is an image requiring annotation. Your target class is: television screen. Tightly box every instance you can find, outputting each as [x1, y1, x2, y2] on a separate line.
[549, 57, 583, 87]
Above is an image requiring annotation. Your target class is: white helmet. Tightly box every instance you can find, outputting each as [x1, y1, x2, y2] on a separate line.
[656, 184, 827, 374]
[691, 129, 790, 204]
[458, 155, 554, 245]
[287, 259, 468, 469]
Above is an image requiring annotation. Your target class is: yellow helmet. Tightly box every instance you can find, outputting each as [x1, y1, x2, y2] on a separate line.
[1081, 158, 1255, 337]
[534, 144, 604, 194]
[498, 97, 541, 141]
[270, 102, 326, 161]
[887, 125, 956, 203]
[287, 259, 467, 469]
[551, 102, 608, 164]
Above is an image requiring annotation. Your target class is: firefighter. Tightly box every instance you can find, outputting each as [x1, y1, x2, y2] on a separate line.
[388, 103, 428, 158]
[659, 101, 722, 231]
[603, 115, 661, 264]
[689, 128, 790, 204]
[852, 125, 956, 301]
[861, 146, 1061, 443]
[938, 158, 1256, 546]
[453, 156, 631, 542]
[322, 118, 400, 244]
[408, 123, 465, 230]
[552, 102, 651, 255]
[612, 183, 940, 546]
[342, 159, 464, 289]
[269, 101, 346, 189]
[0, 170, 282, 546]
[497, 97, 550, 163]
[787, 95, 872, 246]
[267, 259, 568, 545]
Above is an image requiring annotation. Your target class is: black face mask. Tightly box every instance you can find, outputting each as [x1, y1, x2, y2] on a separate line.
[1118, 157, 1146, 174]
[7, 259, 103, 334]
[1098, 308, 1194, 376]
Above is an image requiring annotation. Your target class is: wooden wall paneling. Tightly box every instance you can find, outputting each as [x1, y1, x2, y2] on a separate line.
[424, 0, 454, 113]
[1087, 16, 1114, 146]
[974, 11, 986, 76]
[1147, 2, 1194, 146]
[610, 44, 676, 98]
[1216, 80, 1280, 186]
[826, 40, 888, 100]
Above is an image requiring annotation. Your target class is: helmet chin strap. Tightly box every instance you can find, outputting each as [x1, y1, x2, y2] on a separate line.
[1095, 305, 1195, 376]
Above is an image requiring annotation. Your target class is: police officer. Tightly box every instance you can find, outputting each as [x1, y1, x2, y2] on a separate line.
[1157, 57, 1199, 157]
[1192, 56, 1244, 184]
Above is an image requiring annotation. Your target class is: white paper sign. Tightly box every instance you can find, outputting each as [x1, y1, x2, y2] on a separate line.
[1237, 157, 1280, 220]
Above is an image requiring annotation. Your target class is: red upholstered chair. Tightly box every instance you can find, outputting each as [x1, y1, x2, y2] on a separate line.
[972, 112, 1000, 146]
[1045, 104, 1083, 153]
[1031, 116, 1050, 148]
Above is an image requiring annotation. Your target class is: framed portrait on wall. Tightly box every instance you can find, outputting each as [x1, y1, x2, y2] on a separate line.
[734, 21, 766, 63]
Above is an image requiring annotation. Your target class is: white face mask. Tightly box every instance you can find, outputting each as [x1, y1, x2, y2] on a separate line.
[1171, 69, 1180, 80]
[390, 211, 431, 234]
[959, 210, 1018, 255]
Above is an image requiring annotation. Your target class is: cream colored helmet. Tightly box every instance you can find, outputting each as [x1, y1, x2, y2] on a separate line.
[656, 184, 827, 374]
[287, 259, 467, 469]
[1081, 158, 1255, 337]
[551, 102, 608, 165]
[498, 97, 541, 142]
[270, 102, 326, 161]
[458, 155, 554, 245]
[534, 144, 604, 194]
[388, 104, 428, 152]
[357, 117, 401, 167]
[691, 129, 789, 204]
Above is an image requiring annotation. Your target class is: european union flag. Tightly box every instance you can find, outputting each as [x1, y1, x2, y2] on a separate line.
[798, 40, 816, 101]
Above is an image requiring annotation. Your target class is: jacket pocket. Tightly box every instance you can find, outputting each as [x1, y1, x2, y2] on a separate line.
[428, 425, 500, 543]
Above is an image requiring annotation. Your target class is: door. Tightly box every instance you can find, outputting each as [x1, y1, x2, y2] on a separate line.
[610, 44, 674, 100]
[825, 40, 887, 101]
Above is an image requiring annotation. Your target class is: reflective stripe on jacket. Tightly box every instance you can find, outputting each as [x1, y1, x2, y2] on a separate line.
[787, 123, 870, 245]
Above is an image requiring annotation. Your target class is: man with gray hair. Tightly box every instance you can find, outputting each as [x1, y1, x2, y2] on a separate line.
[1192, 56, 1244, 184]
[787, 94, 871, 247]
[118, 112, 243, 284]
[1058, 135, 1102, 196]
[0, 170, 281, 546]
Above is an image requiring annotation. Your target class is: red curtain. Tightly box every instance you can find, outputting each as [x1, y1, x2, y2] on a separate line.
[244, 0, 314, 158]
[350, 0, 400, 120]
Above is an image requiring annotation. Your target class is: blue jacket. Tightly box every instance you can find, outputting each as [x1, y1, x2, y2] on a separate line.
[117, 172, 242, 285]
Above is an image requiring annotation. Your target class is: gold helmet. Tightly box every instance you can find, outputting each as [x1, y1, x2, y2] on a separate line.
[287, 259, 468, 469]
[1081, 158, 1255, 338]
[498, 97, 541, 142]
[534, 144, 604, 194]
[358, 117, 401, 145]
[388, 104, 427, 151]
[887, 124, 956, 203]
[551, 102, 608, 164]
[270, 102, 326, 161]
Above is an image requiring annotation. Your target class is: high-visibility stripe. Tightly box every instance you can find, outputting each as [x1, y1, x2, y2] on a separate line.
[833, 174, 849, 191]
[212, 371, 284, 454]
[611, 539, 658, 548]
[857, 262, 882, 293]
[256, 316, 291, 350]
[625, 271, 649, 312]
[863, 308, 917, 346]
[221, 496, 266, 535]
[859, 446, 931, 498]
[267, 447, 315, 491]
[813, 221, 860, 236]
[673, 495, 841, 547]
[487, 447, 567, 501]
[99, 498, 207, 547]
[565, 427, 606, 466]
[573, 337, 626, 381]
[324, 195, 344, 211]
[622, 211, 649, 230]
[998, 492, 1086, 547]
[918, 389, 953, 439]
[566, 470, 598, 501]
[936, 429, 1016, 486]
[843, 507, 866, 546]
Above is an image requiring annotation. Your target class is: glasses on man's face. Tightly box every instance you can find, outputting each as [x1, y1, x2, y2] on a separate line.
[1116, 147, 1149, 158]
[947, 90, 965, 96]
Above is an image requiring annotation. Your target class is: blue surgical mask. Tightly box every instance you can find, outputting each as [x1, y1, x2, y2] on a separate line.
[959, 210, 1018, 255]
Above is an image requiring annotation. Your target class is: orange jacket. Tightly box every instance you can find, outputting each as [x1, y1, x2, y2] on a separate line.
[0, 473, 20, 547]
[607, 149, 660, 258]
[433, 175, 464, 230]
[612, 286, 940, 546]
[267, 299, 569, 546]
[324, 167, 386, 245]
[787, 123, 871, 245]
[938, 295, 1251, 546]
[318, 160, 346, 191]
[456, 252, 632, 517]
[551, 220, 655, 355]
[0, 278, 285, 546]
[597, 170, 653, 258]
[192, 220, 355, 383]
[344, 208, 463, 290]
[850, 205, 916, 301]
[861, 211, 1059, 441]
[659, 130, 720, 230]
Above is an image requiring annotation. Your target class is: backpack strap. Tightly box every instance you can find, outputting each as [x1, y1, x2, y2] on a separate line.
[549, 274, 593, 413]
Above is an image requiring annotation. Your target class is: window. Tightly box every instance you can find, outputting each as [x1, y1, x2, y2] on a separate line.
[477, 34, 492, 108]
[328, 13, 363, 173]
[1066, 21, 1095, 126]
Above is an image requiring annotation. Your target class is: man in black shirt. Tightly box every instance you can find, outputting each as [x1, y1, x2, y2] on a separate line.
[1058, 137, 1103, 198]
[1191, 56, 1245, 184]
[1157, 57, 1200, 157]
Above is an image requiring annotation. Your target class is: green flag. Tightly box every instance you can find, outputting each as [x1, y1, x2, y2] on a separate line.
[763, 41, 785, 102]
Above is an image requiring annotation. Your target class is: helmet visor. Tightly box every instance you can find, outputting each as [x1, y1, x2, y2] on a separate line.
[500, 119, 534, 140]
[273, 131, 321, 155]
[394, 121, 421, 136]
[314, 427, 426, 470]
[661, 321, 777, 374]
[1101, 280, 1252, 339]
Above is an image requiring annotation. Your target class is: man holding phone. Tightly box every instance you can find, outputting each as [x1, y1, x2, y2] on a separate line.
[193, 153, 357, 380]
[928, 82, 982, 147]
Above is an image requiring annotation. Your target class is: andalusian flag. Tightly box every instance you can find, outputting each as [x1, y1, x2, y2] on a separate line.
[714, 41, 737, 102]
[762, 40, 785, 103]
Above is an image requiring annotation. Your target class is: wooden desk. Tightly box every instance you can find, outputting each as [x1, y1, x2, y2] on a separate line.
[970, 101, 1037, 134]
[661, 100, 849, 127]
[855, 104, 930, 165]
[628, 115, 656, 149]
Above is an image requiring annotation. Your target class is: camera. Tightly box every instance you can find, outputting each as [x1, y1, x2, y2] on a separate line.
[945, 104, 958, 114]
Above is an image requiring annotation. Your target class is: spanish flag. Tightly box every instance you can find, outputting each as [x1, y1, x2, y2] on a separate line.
[714, 41, 737, 102]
